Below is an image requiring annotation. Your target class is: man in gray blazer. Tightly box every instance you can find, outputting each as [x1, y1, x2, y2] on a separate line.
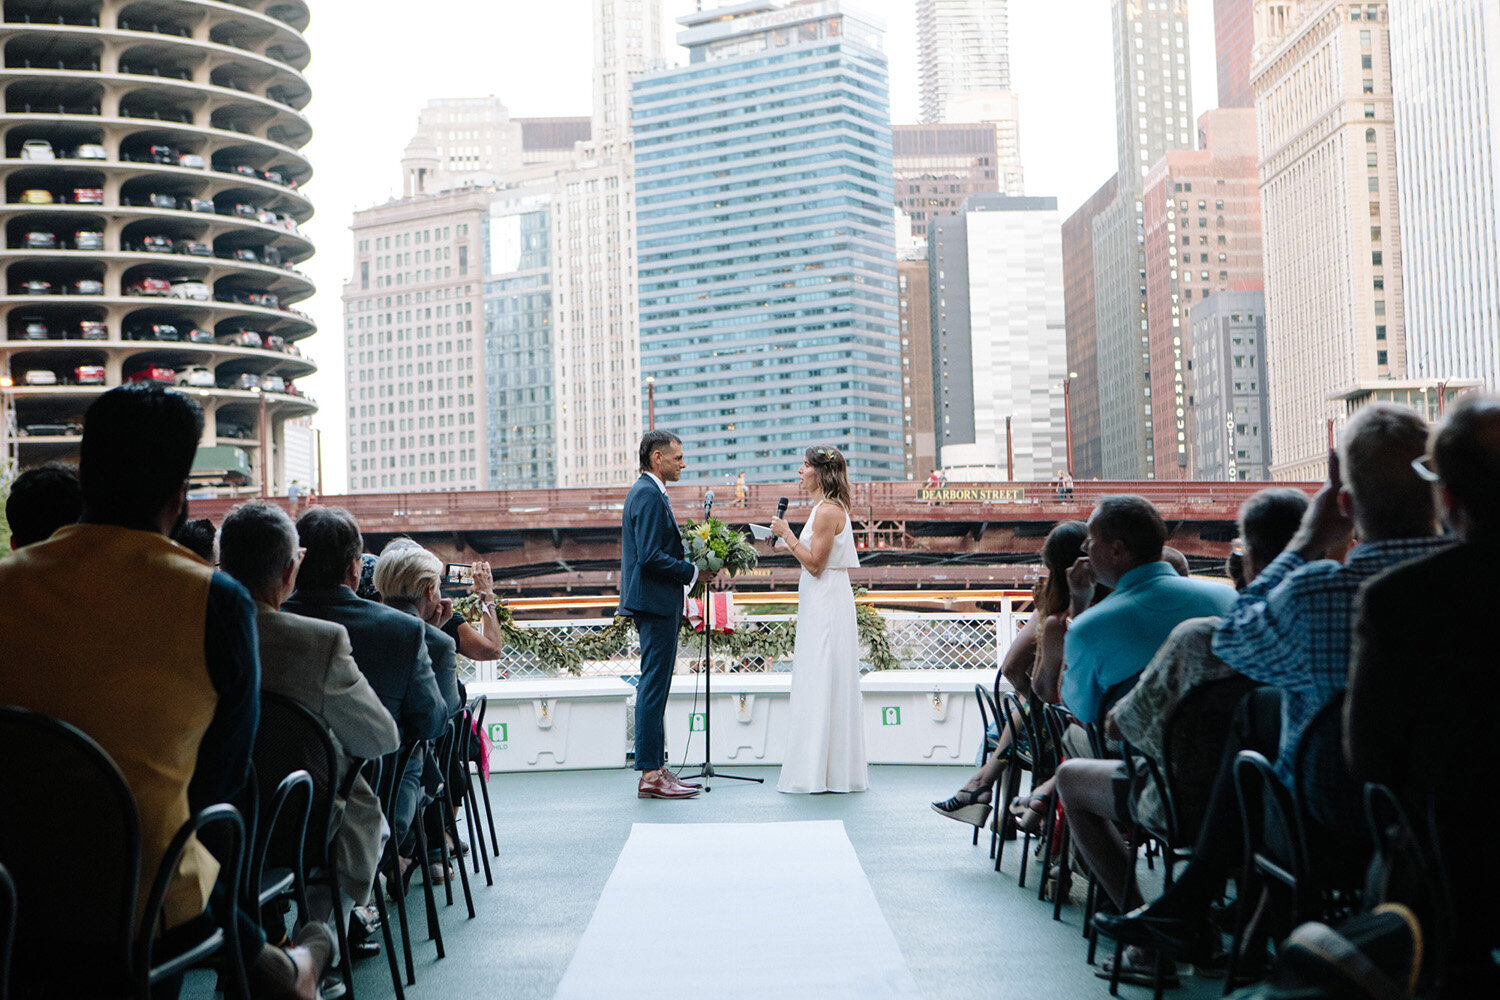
[220, 503, 400, 935]
[283, 507, 447, 855]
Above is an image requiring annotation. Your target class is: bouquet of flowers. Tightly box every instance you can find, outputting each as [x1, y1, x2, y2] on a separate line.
[681, 517, 758, 597]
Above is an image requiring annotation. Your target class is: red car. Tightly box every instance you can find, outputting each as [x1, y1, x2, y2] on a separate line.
[74, 365, 106, 385]
[71, 187, 104, 205]
[127, 366, 176, 384]
[125, 277, 171, 296]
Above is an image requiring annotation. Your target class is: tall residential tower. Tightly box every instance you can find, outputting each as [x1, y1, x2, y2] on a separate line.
[632, 1, 903, 483]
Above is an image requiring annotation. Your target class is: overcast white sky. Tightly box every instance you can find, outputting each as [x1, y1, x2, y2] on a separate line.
[297, 0, 1219, 493]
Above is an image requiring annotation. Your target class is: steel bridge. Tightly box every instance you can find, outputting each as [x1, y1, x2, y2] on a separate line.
[191, 480, 1315, 595]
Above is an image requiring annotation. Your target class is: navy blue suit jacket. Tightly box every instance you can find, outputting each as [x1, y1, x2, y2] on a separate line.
[619, 474, 695, 617]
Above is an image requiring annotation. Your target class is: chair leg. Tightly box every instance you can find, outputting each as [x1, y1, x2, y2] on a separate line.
[474, 762, 500, 857]
[1051, 819, 1071, 920]
[410, 815, 445, 958]
[463, 783, 482, 875]
[386, 854, 416, 985]
[1037, 795, 1057, 902]
[465, 780, 492, 886]
[327, 878, 355, 1000]
[443, 789, 476, 919]
[371, 870, 406, 1000]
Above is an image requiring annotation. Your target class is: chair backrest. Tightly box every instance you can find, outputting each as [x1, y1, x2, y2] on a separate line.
[0, 706, 139, 995]
[1293, 690, 1365, 839]
[0, 860, 15, 1000]
[1160, 675, 1262, 842]
[997, 691, 1036, 772]
[1099, 676, 1138, 722]
[973, 684, 998, 752]
[254, 692, 339, 868]
[1233, 749, 1308, 913]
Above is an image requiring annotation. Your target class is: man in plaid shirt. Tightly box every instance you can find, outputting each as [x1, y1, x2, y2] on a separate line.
[1097, 403, 1448, 963]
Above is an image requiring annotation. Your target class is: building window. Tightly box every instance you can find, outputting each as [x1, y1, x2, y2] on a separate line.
[1377, 350, 1388, 365]
[1365, 104, 1376, 118]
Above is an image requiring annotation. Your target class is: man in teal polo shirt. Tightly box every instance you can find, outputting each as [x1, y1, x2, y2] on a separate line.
[1061, 495, 1237, 725]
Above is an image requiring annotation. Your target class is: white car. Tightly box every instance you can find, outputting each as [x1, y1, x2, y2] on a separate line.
[72, 144, 108, 160]
[175, 366, 215, 388]
[19, 140, 54, 161]
[22, 369, 57, 385]
[177, 152, 206, 169]
[261, 374, 285, 393]
[167, 279, 210, 301]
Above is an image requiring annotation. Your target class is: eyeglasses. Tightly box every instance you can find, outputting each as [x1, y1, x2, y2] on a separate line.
[1410, 455, 1441, 483]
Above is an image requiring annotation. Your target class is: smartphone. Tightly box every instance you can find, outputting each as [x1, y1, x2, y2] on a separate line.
[444, 562, 474, 586]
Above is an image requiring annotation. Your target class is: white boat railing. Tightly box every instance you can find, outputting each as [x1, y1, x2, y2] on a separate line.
[458, 610, 1032, 684]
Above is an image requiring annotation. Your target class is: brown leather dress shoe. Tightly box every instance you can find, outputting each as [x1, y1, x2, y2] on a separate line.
[638, 768, 699, 799]
[661, 766, 702, 790]
[247, 921, 332, 1000]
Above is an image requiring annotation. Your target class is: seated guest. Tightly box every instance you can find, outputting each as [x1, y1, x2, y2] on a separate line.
[5, 462, 82, 548]
[0, 384, 328, 998]
[1055, 488, 1307, 980]
[374, 541, 463, 882]
[219, 501, 400, 948]
[1098, 403, 1448, 962]
[172, 516, 218, 564]
[282, 508, 447, 858]
[1348, 393, 1500, 995]
[1059, 495, 1236, 727]
[930, 521, 1087, 827]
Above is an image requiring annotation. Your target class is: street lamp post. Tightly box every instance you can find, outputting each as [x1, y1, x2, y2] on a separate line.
[645, 376, 656, 431]
[1062, 371, 1078, 475]
[257, 388, 269, 499]
[1004, 415, 1014, 482]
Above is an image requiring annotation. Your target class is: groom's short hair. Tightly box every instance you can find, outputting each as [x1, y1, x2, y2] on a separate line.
[639, 430, 681, 472]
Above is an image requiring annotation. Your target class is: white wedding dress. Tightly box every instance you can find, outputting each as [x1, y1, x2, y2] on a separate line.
[777, 500, 869, 794]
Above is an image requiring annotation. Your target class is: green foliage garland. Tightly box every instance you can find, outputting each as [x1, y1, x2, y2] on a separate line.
[454, 589, 899, 676]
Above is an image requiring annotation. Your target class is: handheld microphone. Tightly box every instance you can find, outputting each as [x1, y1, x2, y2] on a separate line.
[703, 490, 714, 517]
[775, 496, 789, 521]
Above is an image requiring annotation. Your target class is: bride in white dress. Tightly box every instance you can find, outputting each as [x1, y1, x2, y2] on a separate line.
[768, 445, 868, 794]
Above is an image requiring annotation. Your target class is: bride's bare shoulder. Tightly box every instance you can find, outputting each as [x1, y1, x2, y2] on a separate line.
[814, 501, 847, 532]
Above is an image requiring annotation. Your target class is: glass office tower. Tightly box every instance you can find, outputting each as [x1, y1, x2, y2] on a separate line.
[632, 1, 903, 484]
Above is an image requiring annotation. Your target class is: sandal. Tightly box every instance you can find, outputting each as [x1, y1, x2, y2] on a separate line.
[1009, 792, 1049, 835]
[930, 787, 993, 827]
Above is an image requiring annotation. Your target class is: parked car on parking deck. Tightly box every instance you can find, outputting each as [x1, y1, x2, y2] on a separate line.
[126, 322, 178, 341]
[71, 188, 104, 205]
[73, 230, 104, 250]
[176, 366, 214, 388]
[227, 372, 261, 390]
[127, 366, 176, 384]
[71, 279, 104, 295]
[221, 330, 261, 348]
[179, 240, 212, 257]
[21, 422, 80, 437]
[78, 321, 108, 340]
[19, 279, 52, 294]
[18, 189, 53, 204]
[261, 375, 285, 393]
[135, 235, 174, 253]
[74, 365, 106, 385]
[179, 197, 214, 213]
[16, 318, 48, 339]
[185, 328, 214, 344]
[22, 369, 57, 385]
[125, 277, 171, 296]
[168, 279, 210, 301]
[22, 231, 57, 249]
[177, 152, 206, 169]
[147, 145, 179, 164]
[72, 144, 107, 160]
[20, 140, 55, 160]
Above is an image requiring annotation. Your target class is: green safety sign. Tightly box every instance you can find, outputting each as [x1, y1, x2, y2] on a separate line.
[882, 707, 901, 726]
[689, 713, 706, 732]
[488, 722, 508, 743]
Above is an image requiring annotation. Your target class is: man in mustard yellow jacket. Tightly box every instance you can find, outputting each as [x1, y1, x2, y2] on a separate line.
[0, 384, 329, 999]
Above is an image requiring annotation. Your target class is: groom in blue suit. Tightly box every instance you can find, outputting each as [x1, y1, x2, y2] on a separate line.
[621, 430, 702, 799]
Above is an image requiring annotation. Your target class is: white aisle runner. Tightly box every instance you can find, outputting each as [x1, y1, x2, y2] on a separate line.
[553, 820, 924, 1000]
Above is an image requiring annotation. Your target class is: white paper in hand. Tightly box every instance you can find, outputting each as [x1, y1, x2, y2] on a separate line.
[748, 523, 774, 541]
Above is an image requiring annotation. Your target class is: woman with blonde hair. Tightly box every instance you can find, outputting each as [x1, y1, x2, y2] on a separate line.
[769, 445, 867, 793]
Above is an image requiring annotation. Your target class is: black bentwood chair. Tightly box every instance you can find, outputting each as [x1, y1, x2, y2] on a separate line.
[0, 706, 250, 999]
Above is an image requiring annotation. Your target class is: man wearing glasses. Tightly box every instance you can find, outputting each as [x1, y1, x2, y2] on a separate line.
[1097, 402, 1451, 963]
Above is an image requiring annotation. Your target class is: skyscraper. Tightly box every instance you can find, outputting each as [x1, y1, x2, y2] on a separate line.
[893, 122, 1016, 241]
[1390, 0, 1500, 391]
[1061, 176, 1119, 480]
[930, 196, 1068, 481]
[1253, 0, 1407, 479]
[917, 0, 1011, 123]
[399, 97, 588, 197]
[1091, 0, 1196, 479]
[1141, 108, 1263, 478]
[1189, 290, 1270, 480]
[914, 1, 1023, 196]
[344, 190, 490, 492]
[1215, 0, 1257, 107]
[898, 248, 937, 480]
[631, 1, 903, 484]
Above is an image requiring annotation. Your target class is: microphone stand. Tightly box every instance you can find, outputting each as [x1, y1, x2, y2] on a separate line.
[680, 490, 763, 790]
